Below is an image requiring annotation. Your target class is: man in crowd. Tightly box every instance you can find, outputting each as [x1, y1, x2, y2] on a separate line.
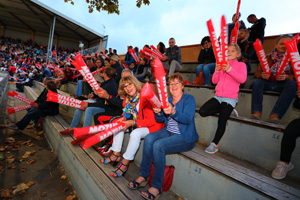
[161, 38, 182, 77]
[110, 55, 123, 86]
[237, 29, 254, 73]
[247, 14, 266, 44]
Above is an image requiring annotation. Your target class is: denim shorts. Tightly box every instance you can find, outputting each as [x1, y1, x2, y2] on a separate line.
[214, 96, 238, 108]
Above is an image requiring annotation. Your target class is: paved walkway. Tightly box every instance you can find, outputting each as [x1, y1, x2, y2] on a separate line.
[0, 84, 77, 200]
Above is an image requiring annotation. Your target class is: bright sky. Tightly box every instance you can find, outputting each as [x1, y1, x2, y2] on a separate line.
[37, 0, 300, 54]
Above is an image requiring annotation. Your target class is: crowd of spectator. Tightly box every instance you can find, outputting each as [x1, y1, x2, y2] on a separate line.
[1, 11, 300, 199]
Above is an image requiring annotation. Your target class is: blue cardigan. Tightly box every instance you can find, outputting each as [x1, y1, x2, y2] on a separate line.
[155, 93, 199, 143]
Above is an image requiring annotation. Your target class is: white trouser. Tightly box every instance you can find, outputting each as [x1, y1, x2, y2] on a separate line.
[112, 127, 150, 161]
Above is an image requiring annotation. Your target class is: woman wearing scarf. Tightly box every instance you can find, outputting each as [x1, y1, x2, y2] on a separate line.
[100, 75, 164, 178]
[251, 34, 297, 123]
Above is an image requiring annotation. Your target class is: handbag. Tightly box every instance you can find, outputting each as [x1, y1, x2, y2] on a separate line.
[147, 163, 175, 191]
[192, 70, 205, 85]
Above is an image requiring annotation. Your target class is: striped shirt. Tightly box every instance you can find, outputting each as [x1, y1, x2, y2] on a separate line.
[166, 116, 181, 134]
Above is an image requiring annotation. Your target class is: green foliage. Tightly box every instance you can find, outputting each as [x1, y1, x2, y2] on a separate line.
[64, 0, 151, 14]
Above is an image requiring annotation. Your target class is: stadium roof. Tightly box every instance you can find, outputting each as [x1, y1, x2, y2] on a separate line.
[0, 0, 104, 43]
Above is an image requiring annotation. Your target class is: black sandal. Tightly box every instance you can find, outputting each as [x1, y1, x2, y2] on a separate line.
[128, 177, 147, 190]
[141, 189, 162, 200]
[109, 163, 128, 178]
[99, 154, 120, 166]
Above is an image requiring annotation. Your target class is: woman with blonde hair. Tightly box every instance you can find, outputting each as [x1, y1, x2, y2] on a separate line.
[100, 75, 164, 178]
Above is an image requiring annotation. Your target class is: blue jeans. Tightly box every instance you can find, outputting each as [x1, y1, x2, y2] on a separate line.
[251, 79, 297, 118]
[196, 63, 215, 85]
[70, 107, 105, 128]
[75, 80, 83, 96]
[139, 128, 196, 189]
[16, 107, 43, 130]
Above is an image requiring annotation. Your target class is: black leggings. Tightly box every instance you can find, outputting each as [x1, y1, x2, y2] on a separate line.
[280, 118, 300, 163]
[199, 98, 234, 145]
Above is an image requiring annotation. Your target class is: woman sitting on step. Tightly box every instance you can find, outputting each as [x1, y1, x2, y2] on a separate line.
[128, 73, 199, 200]
[271, 89, 300, 180]
[100, 75, 164, 178]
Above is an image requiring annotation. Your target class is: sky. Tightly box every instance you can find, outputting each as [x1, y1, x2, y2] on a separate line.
[37, 0, 300, 54]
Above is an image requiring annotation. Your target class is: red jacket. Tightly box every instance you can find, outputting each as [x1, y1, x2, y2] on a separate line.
[122, 97, 164, 133]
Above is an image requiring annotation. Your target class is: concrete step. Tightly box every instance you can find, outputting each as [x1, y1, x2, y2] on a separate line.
[25, 84, 300, 200]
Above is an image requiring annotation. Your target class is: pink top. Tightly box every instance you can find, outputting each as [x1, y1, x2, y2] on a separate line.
[212, 60, 247, 99]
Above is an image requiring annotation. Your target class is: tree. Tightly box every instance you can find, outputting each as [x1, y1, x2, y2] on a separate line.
[64, 0, 151, 14]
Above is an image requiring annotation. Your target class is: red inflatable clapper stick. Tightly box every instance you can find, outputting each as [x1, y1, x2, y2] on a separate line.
[71, 53, 101, 92]
[235, 0, 241, 22]
[150, 45, 164, 58]
[72, 73, 82, 79]
[8, 91, 34, 104]
[47, 90, 85, 109]
[207, 19, 222, 65]
[230, 22, 239, 44]
[7, 105, 32, 115]
[92, 67, 105, 75]
[140, 82, 162, 109]
[53, 77, 65, 82]
[253, 39, 271, 76]
[73, 122, 120, 138]
[276, 52, 289, 78]
[129, 49, 140, 64]
[284, 39, 300, 88]
[220, 15, 228, 65]
[151, 58, 169, 108]
[140, 49, 159, 59]
[81, 123, 125, 149]
[123, 63, 130, 69]
[144, 47, 163, 59]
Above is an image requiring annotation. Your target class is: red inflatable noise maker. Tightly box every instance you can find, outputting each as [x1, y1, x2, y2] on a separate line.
[140, 82, 162, 109]
[207, 19, 222, 65]
[7, 105, 32, 115]
[47, 90, 85, 109]
[284, 39, 300, 88]
[73, 122, 121, 138]
[253, 39, 271, 77]
[151, 58, 169, 109]
[70, 52, 101, 93]
[230, 22, 239, 44]
[80, 123, 125, 149]
[220, 15, 228, 65]
[7, 91, 34, 104]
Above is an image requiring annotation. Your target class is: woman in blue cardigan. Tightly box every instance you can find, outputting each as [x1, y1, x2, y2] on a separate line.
[128, 73, 199, 199]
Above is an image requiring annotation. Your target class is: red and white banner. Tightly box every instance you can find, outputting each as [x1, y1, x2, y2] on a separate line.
[151, 58, 169, 108]
[253, 39, 271, 76]
[140, 82, 162, 109]
[7, 104, 32, 115]
[220, 15, 228, 65]
[284, 39, 300, 88]
[81, 123, 125, 149]
[47, 90, 85, 109]
[230, 22, 239, 44]
[7, 91, 34, 104]
[207, 19, 222, 65]
[70, 53, 101, 92]
[73, 122, 120, 138]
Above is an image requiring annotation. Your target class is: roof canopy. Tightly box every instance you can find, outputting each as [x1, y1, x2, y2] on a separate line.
[0, 0, 104, 43]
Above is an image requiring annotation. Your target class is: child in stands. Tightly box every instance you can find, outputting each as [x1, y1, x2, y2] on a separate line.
[199, 44, 247, 154]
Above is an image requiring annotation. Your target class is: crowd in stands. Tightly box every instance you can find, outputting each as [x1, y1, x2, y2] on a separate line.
[1, 11, 300, 199]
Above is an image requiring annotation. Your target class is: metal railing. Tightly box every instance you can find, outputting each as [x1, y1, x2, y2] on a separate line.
[0, 72, 9, 104]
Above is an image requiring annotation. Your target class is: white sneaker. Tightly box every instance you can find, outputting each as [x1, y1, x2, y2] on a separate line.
[271, 161, 294, 180]
[231, 109, 239, 117]
[205, 142, 218, 154]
